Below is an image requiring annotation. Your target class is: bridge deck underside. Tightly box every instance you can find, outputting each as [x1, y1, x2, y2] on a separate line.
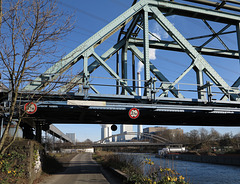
[26, 96, 240, 126]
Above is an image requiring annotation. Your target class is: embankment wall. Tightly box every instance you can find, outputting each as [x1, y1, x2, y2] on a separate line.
[167, 154, 240, 166]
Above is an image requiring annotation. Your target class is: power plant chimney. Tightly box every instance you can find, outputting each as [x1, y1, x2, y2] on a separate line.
[137, 72, 141, 96]
[137, 72, 143, 140]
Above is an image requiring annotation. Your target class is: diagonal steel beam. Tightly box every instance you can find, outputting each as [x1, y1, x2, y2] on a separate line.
[92, 51, 136, 96]
[150, 6, 240, 101]
[159, 64, 194, 97]
[200, 21, 230, 50]
[221, 23, 240, 100]
[129, 44, 184, 98]
[185, 30, 236, 42]
[221, 76, 240, 100]
[58, 38, 127, 93]
[23, 0, 148, 91]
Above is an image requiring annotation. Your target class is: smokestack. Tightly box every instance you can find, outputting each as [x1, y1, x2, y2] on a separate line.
[101, 124, 112, 142]
[137, 125, 143, 141]
[137, 72, 141, 96]
[137, 72, 142, 141]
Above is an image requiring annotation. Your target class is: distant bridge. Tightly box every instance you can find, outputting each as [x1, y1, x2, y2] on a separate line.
[95, 131, 172, 144]
[92, 131, 173, 152]
[47, 125, 72, 143]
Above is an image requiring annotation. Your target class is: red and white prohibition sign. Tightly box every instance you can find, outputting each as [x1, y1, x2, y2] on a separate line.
[128, 108, 140, 119]
[24, 102, 37, 114]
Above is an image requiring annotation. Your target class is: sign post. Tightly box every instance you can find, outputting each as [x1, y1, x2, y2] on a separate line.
[128, 108, 140, 119]
[24, 102, 37, 114]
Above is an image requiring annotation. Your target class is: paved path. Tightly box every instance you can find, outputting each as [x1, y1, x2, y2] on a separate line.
[39, 153, 122, 184]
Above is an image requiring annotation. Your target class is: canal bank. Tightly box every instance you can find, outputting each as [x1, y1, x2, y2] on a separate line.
[166, 154, 240, 166]
[94, 152, 240, 183]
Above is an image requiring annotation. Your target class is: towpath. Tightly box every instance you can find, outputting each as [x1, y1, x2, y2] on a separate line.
[38, 152, 122, 184]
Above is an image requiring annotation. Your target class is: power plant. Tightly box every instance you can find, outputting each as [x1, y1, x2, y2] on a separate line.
[101, 72, 143, 142]
[101, 124, 143, 142]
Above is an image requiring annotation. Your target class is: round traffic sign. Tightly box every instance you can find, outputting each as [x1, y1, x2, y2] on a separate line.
[128, 108, 140, 119]
[24, 102, 37, 114]
[111, 124, 117, 131]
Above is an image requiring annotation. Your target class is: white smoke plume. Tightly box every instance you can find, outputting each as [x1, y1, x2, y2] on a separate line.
[137, 61, 144, 72]
[137, 22, 168, 73]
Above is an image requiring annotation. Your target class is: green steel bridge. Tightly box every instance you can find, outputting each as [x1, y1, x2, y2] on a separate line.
[1, 0, 240, 142]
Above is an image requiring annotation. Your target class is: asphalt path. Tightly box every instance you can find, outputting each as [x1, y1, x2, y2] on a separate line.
[39, 153, 122, 184]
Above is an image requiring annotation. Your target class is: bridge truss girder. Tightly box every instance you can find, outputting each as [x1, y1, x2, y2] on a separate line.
[23, 0, 240, 103]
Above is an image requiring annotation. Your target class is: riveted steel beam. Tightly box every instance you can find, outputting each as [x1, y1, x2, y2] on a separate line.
[182, 0, 240, 12]
[149, 0, 240, 25]
[150, 6, 240, 100]
[23, 0, 148, 91]
[92, 51, 136, 96]
[200, 21, 230, 50]
[58, 38, 127, 93]
[129, 38, 239, 59]
[129, 44, 184, 98]
[143, 5, 151, 97]
[159, 64, 195, 97]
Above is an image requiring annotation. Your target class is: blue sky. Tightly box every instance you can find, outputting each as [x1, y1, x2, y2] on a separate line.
[52, 0, 240, 142]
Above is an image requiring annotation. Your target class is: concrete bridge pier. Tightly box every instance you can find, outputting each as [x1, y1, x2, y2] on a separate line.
[22, 123, 34, 140]
[35, 121, 42, 143]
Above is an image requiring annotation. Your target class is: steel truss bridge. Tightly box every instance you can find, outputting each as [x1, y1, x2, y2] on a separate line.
[2, 0, 240, 139]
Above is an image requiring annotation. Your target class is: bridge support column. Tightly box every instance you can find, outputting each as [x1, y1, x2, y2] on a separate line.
[143, 6, 151, 97]
[52, 133, 55, 151]
[121, 45, 128, 95]
[195, 68, 206, 100]
[237, 22, 240, 63]
[83, 53, 90, 98]
[35, 122, 42, 143]
[22, 123, 34, 140]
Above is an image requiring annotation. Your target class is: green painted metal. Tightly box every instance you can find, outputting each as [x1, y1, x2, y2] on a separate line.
[159, 64, 195, 98]
[22, 0, 240, 103]
[129, 44, 184, 98]
[150, 6, 240, 100]
[23, 0, 147, 91]
[200, 21, 230, 49]
[237, 23, 240, 62]
[58, 38, 127, 93]
[195, 67, 206, 100]
[129, 38, 239, 59]
[149, 0, 240, 24]
[143, 6, 151, 97]
[92, 51, 136, 96]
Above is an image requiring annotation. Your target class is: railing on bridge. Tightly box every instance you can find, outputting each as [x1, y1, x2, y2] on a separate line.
[17, 77, 240, 102]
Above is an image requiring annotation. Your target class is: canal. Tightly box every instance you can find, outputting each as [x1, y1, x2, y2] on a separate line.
[120, 153, 240, 184]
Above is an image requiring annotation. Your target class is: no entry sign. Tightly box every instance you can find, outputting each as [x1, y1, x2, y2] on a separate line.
[128, 108, 140, 119]
[24, 102, 37, 114]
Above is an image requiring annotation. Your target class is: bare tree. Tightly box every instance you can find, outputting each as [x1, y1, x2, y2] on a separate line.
[0, 0, 73, 154]
[199, 128, 209, 143]
[187, 129, 200, 145]
[209, 128, 220, 141]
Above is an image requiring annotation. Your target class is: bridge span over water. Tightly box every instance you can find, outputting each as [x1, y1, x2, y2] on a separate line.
[2, 0, 240, 142]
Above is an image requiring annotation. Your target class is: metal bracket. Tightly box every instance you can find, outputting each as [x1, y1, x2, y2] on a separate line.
[198, 81, 213, 102]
